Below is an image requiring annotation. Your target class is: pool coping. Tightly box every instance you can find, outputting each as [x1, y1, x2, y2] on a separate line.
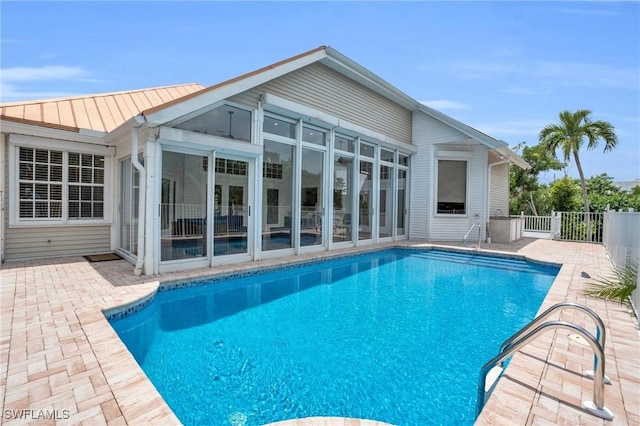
[103, 245, 561, 321]
[1, 239, 638, 425]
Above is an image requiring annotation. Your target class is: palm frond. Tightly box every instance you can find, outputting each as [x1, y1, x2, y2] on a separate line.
[583, 261, 638, 304]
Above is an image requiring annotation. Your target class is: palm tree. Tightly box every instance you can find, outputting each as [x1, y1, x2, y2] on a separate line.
[539, 109, 618, 241]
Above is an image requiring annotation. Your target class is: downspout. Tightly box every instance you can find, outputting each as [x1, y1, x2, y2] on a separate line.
[487, 157, 511, 243]
[131, 117, 146, 275]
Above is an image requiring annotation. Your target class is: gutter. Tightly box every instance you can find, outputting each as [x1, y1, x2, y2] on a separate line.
[131, 116, 147, 275]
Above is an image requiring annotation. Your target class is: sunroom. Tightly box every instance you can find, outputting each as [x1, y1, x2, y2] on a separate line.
[116, 95, 414, 274]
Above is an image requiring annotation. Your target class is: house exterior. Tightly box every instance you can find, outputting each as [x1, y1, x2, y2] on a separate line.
[0, 46, 529, 274]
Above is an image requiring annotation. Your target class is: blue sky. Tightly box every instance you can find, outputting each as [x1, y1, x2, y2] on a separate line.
[1, 1, 638, 183]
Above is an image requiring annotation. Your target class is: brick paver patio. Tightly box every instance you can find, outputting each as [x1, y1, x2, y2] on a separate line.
[1, 239, 638, 425]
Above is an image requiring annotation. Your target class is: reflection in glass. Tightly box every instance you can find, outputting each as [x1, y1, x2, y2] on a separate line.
[397, 169, 407, 236]
[333, 155, 353, 243]
[175, 105, 251, 142]
[379, 164, 392, 238]
[161, 151, 207, 261]
[262, 140, 295, 251]
[359, 160, 373, 241]
[263, 116, 296, 139]
[301, 148, 324, 247]
[214, 158, 249, 256]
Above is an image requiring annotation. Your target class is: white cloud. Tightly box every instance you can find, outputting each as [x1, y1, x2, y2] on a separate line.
[0, 83, 81, 102]
[1, 65, 90, 82]
[452, 60, 639, 91]
[472, 120, 550, 137]
[0, 65, 100, 102]
[557, 8, 620, 17]
[420, 100, 469, 110]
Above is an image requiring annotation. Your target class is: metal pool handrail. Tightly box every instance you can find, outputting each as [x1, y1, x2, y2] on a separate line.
[500, 302, 606, 354]
[477, 321, 613, 420]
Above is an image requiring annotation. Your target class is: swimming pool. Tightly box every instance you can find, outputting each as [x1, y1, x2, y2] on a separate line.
[109, 248, 559, 425]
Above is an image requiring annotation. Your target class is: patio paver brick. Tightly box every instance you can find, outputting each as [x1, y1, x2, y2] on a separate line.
[1, 240, 638, 425]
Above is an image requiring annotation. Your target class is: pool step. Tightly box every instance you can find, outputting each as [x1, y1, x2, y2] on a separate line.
[412, 251, 547, 274]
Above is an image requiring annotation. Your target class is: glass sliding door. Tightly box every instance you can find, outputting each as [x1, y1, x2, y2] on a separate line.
[358, 143, 375, 242]
[214, 158, 249, 256]
[358, 160, 373, 241]
[300, 148, 324, 247]
[378, 164, 393, 238]
[161, 151, 207, 261]
[119, 157, 140, 256]
[333, 154, 354, 243]
[397, 168, 408, 237]
[262, 140, 295, 251]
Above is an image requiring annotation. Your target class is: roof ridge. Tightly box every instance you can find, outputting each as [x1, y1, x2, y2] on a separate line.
[0, 82, 206, 107]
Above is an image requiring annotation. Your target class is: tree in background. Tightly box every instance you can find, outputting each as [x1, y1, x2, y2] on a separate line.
[548, 177, 582, 212]
[539, 109, 618, 240]
[587, 173, 640, 212]
[510, 142, 565, 215]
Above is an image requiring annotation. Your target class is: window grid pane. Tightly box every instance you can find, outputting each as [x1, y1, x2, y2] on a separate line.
[68, 153, 105, 219]
[18, 147, 64, 219]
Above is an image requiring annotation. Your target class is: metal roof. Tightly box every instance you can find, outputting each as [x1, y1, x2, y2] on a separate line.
[0, 83, 205, 133]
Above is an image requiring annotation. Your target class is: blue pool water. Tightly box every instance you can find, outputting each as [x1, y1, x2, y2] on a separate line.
[109, 249, 559, 426]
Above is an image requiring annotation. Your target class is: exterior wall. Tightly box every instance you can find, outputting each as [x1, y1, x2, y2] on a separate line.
[3, 132, 114, 261]
[4, 225, 110, 260]
[229, 62, 412, 143]
[429, 144, 487, 241]
[490, 162, 509, 216]
[411, 111, 490, 241]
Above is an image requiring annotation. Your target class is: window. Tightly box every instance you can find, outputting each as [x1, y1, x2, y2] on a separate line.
[68, 153, 104, 219]
[437, 159, 467, 215]
[263, 116, 296, 138]
[175, 104, 251, 142]
[18, 147, 104, 221]
[334, 135, 355, 153]
[302, 127, 326, 146]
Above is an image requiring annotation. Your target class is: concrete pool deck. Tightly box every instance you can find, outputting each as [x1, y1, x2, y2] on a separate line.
[0, 239, 638, 425]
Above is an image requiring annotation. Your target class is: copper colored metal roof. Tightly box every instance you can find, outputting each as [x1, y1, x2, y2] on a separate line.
[0, 83, 206, 133]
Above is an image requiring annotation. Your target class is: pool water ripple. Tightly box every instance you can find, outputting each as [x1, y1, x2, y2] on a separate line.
[110, 249, 558, 426]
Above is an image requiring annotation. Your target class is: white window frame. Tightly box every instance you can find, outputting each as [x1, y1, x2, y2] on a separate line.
[434, 151, 470, 217]
[8, 134, 113, 227]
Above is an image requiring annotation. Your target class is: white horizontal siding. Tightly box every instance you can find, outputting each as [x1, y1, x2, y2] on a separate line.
[429, 146, 487, 241]
[490, 163, 509, 216]
[229, 63, 412, 143]
[411, 111, 491, 242]
[5, 225, 110, 260]
[409, 112, 431, 239]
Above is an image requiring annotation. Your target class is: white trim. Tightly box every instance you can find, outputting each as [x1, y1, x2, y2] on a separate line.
[1, 120, 106, 145]
[143, 50, 329, 125]
[260, 92, 417, 154]
[158, 127, 263, 158]
[8, 133, 115, 156]
[8, 142, 112, 227]
[433, 152, 472, 218]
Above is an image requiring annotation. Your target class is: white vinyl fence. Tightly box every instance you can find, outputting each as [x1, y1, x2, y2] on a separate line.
[517, 211, 604, 242]
[603, 209, 640, 319]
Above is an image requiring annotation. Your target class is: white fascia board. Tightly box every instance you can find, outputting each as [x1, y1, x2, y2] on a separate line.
[144, 50, 328, 126]
[261, 92, 417, 154]
[158, 127, 263, 158]
[417, 105, 508, 150]
[322, 48, 419, 110]
[1, 119, 107, 145]
[497, 147, 531, 170]
[9, 133, 116, 156]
